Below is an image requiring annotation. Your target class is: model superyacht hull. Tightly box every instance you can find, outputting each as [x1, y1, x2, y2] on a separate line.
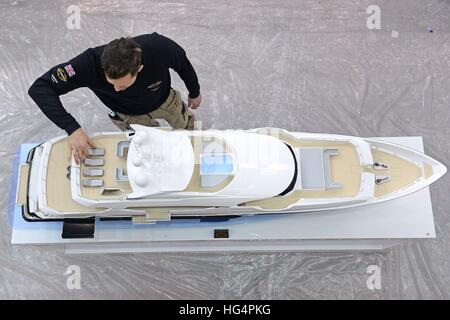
[16, 127, 446, 224]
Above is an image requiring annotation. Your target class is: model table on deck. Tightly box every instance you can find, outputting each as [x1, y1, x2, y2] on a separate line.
[9, 137, 436, 254]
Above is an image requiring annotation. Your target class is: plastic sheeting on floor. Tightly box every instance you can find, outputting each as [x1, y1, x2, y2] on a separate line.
[1, 0, 449, 299]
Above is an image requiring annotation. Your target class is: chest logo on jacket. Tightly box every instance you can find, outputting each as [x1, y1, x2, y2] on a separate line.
[148, 80, 162, 91]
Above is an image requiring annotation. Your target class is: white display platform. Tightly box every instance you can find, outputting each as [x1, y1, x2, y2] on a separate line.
[9, 137, 436, 254]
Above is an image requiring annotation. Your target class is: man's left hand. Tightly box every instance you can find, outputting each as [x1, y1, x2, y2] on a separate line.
[188, 93, 202, 109]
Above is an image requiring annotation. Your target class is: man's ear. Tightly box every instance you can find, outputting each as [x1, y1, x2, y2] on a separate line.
[138, 65, 144, 72]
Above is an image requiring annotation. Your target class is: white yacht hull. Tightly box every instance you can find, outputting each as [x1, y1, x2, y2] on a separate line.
[16, 128, 446, 223]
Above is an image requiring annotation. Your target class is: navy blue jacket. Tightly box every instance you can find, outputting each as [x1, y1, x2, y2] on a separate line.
[28, 33, 200, 135]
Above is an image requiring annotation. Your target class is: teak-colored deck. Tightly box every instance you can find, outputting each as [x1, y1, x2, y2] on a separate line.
[80, 134, 132, 200]
[46, 138, 103, 213]
[42, 130, 426, 213]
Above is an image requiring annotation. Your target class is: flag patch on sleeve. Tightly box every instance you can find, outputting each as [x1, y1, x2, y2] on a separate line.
[64, 64, 76, 77]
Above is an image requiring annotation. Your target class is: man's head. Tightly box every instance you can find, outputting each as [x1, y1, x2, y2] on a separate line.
[101, 37, 143, 91]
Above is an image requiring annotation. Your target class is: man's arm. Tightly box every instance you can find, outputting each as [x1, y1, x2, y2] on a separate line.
[158, 34, 201, 102]
[28, 50, 96, 164]
[28, 50, 93, 135]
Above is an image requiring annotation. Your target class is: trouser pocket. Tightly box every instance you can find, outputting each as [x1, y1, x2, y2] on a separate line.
[109, 111, 127, 131]
[108, 89, 196, 131]
[109, 111, 158, 131]
[150, 89, 195, 129]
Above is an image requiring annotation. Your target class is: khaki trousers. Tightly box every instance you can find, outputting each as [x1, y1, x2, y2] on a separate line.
[110, 89, 195, 131]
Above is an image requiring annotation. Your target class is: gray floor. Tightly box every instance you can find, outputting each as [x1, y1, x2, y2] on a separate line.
[1, 0, 450, 299]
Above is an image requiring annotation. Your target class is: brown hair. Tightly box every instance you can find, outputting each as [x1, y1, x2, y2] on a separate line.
[101, 37, 142, 79]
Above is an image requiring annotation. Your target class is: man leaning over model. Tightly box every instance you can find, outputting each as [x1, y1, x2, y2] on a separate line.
[28, 32, 202, 164]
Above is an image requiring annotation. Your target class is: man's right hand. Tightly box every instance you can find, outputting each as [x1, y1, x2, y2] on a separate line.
[67, 128, 96, 165]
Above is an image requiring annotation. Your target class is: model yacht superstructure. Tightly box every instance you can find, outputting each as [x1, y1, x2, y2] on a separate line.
[17, 125, 446, 223]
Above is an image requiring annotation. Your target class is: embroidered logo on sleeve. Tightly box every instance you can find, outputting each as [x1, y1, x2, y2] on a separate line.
[51, 74, 59, 84]
[56, 68, 68, 82]
[64, 64, 76, 77]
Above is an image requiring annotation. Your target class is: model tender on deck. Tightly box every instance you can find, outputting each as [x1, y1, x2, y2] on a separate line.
[16, 125, 446, 223]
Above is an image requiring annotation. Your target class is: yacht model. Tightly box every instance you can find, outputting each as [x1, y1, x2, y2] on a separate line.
[16, 125, 446, 237]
